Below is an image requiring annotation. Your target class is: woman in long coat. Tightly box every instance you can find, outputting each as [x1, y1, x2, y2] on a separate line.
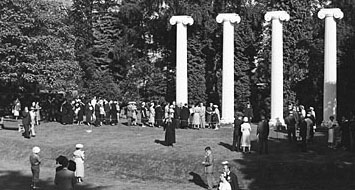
[73, 144, 85, 183]
[164, 107, 175, 146]
[241, 117, 252, 153]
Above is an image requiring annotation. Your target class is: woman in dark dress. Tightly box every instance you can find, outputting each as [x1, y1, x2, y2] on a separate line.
[155, 103, 164, 127]
[85, 102, 93, 125]
[164, 107, 176, 146]
[77, 100, 85, 125]
[110, 101, 118, 125]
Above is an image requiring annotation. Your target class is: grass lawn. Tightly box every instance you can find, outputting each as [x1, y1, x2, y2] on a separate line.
[0, 119, 355, 190]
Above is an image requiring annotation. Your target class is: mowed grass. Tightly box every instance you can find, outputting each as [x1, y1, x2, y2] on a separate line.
[1, 120, 355, 190]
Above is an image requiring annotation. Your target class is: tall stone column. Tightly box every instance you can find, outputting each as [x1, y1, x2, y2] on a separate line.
[216, 13, 241, 124]
[264, 11, 289, 126]
[318, 8, 343, 121]
[170, 16, 194, 105]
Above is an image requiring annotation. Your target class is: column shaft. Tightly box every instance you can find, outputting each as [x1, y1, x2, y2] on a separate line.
[271, 19, 284, 124]
[323, 16, 337, 120]
[176, 23, 188, 105]
[221, 21, 235, 124]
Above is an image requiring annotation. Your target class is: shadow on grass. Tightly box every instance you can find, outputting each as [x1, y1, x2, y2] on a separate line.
[188, 172, 207, 189]
[218, 142, 234, 151]
[230, 132, 355, 190]
[154, 139, 169, 146]
[0, 170, 111, 190]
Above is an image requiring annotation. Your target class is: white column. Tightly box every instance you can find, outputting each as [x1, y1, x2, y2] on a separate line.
[216, 13, 241, 124]
[170, 16, 194, 105]
[318, 8, 343, 121]
[264, 11, 290, 126]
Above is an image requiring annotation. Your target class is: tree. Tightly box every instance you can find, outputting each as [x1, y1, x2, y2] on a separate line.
[0, 0, 81, 96]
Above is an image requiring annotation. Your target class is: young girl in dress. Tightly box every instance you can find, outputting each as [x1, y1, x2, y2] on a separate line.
[73, 144, 85, 183]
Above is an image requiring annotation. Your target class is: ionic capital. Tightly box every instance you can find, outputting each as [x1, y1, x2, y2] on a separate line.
[169, 16, 194, 26]
[216, 13, 241, 24]
[264, 11, 290, 22]
[318, 8, 343, 20]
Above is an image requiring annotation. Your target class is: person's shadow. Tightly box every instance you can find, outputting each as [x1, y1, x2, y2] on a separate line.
[154, 139, 168, 146]
[188, 172, 207, 188]
[218, 142, 234, 151]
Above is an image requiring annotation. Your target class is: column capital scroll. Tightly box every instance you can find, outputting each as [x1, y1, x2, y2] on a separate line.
[216, 13, 241, 24]
[318, 8, 343, 20]
[169, 15, 194, 26]
[264, 11, 290, 22]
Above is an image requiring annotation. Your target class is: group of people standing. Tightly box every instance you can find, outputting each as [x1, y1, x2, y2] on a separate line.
[126, 101, 222, 130]
[20, 101, 42, 139]
[29, 144, 85, 189]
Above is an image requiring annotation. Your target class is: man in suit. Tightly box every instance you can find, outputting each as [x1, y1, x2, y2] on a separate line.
[222, 163, 239, 190]
[232, 114, 243, 152]
[285, 112, 297, 143]
[257, 115, 270, 154]
[55, 156, 76, 190]
[180, 103, 190, 129]
[202, 147, 215, 190]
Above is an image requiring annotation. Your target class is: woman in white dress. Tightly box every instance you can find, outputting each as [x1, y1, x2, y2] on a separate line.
[193, 104, 201, 129]
[73, 144, 85, 183]
[241, 117, 252, 153]
[219, 173, 231, 190]
[148, 103, 155, 127]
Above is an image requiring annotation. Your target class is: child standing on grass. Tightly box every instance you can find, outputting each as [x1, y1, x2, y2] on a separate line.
[30, 146, 41, 189]
[73, 144, 85, 183]
[202, 147, 215, 190]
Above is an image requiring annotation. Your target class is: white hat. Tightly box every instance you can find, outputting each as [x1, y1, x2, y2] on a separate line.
[243, 117, 249, 122]
[32, 146, 40, 154]
[221, 161, 229, 165]
[76, 144, 84, 149]
[213, 105, 218, 108]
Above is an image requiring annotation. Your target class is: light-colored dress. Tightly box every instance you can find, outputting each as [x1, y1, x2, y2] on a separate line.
[149, 106, 155, 124]
[73, 149, 85, 177]
[219, 180, 232, 190]
[193, 107, 201, 125]
[241, 123, 251, 147]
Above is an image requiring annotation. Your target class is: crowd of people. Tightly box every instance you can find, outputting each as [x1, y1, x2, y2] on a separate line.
[126, 101, 222, 130]
[29, 144, 85, 190]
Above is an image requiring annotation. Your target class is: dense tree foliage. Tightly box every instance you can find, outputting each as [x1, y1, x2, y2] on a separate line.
[0, 0, 81, 96]
[1, 0, 355, 120]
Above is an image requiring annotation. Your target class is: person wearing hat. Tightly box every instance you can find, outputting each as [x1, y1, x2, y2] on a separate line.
[73, 144, 85, 183]
[30, 146, 41, 189]
[55, 155, 77, 190]
[241, 117, 252, 153]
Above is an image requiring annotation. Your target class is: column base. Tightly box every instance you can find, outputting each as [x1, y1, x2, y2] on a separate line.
[269, 117, 285, 128]
[220, 118, 234, 125]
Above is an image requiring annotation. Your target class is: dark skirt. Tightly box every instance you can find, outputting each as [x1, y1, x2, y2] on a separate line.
[31, 165, 40, 182]
[165, 122, 176, 145]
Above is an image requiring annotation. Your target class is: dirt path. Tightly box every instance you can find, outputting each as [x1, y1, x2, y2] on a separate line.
[0, 159, 205, 190]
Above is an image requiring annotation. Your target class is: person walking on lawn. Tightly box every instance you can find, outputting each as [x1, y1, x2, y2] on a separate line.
[202, 147, 215, 190]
